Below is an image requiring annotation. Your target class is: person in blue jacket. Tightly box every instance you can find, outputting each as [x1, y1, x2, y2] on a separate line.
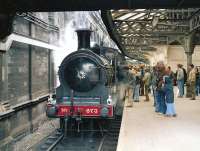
[163, 66, 177, 117]
[155, 61, 166, 114]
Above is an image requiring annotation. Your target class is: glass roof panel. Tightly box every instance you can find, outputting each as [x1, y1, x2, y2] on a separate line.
[122, 24, 128, 27]
[129, 13, 146, 20]
[132, 24, 138, 28]
[117, 13, 136, 20]
[134, 9, 146, 11]
[150, 12, 156, 15]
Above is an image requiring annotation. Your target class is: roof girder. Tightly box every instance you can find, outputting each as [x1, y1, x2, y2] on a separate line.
[109, 8, 200, 60]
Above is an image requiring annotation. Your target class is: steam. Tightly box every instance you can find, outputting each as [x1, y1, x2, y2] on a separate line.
[53, 11, 118, 86]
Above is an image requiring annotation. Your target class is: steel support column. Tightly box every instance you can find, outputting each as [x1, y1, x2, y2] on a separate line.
[185, 52, 193, 98]
[183, 34, 195, 70]
[183, 34, 195, 98]
[185, 52, 193, 69]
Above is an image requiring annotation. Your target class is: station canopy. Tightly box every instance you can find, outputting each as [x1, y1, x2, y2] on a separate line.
[101, 8, 200, 62]
[1, 1, 200, 62]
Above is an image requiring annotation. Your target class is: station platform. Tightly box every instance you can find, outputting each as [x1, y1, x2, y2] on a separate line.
[117, 95, 200, 151]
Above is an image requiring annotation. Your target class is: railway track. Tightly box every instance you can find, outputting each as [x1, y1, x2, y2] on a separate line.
[98, 116, 122, 151]
[32, 130, 64, 151]
[33, 117, 122, 151]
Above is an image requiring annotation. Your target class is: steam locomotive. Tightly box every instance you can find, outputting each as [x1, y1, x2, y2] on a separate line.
[46, 29, 125, 130]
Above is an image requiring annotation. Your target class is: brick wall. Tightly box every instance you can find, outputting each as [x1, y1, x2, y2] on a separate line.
[7, 42, 29, 105]
[32, 46, 49, 99]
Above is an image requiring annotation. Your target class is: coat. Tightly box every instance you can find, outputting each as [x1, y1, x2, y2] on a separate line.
[177, 68, 184, 81]
[163, 75, 174, 103]
[188, 68, 196, 83]
[143, 72, 151, 86]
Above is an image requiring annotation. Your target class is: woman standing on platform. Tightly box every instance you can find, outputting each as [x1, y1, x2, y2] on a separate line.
[151, 66, 158, 106]
[133, 68, 141, 102]
[176, 64, 184, 97]
[155, 61, 166, 114]
[163, 66, 176, 117]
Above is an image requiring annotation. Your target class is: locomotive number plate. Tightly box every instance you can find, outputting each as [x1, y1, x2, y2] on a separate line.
[85, 108, 98, 114]
[57, 105, 114, 117]
[83, 106, 100, 116]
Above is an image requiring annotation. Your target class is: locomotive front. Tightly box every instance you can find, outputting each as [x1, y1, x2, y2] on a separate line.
[47, 29, 114, 119]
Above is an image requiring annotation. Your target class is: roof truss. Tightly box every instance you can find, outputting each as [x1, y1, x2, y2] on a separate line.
[109, 8, 200, 60]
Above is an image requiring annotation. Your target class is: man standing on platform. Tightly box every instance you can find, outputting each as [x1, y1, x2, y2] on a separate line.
[181, 64, 187, 95]
[151, 66, 158, 106]
[177, 64, 184, 97]
[126, 65, 135, 107]
[140, 64, 145, 96]
[188, 64, 196, 100]
[143, 68, 151, 101]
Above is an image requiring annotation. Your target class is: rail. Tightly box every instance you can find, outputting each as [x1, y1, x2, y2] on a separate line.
[34, 116, 122, 151]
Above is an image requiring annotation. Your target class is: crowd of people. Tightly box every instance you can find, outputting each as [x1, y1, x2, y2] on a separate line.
[175, 63, 200, 100]
[125, 61, 200, 118]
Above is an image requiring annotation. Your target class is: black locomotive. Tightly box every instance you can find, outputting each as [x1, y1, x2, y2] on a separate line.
[46, 29, 125, 131]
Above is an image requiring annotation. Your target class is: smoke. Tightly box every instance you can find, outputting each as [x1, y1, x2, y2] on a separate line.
[53, 12, 92, 86]
[53, 11, 118, 87]
[54, 22, 77, 86]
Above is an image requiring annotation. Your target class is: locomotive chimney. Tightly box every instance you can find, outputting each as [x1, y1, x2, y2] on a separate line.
[76, 29, 92, 50]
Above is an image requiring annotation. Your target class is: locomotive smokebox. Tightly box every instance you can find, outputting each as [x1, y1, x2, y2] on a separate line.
[58, 29, 100, 92]
[76, 29, 92, 50]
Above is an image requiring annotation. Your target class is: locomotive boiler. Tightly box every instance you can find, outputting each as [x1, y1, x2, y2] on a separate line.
[46, 29, 120, 124]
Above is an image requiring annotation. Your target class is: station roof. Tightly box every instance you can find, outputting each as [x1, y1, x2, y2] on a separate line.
[101, 8, 200, 62]
[1, 0, 200, 62]
[1, 0, 200, 12]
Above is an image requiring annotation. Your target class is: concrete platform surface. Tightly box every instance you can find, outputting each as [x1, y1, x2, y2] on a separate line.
[117, 96, 200, 151]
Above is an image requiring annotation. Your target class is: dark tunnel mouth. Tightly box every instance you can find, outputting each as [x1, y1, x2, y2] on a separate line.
[63, 57, 100, 92]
